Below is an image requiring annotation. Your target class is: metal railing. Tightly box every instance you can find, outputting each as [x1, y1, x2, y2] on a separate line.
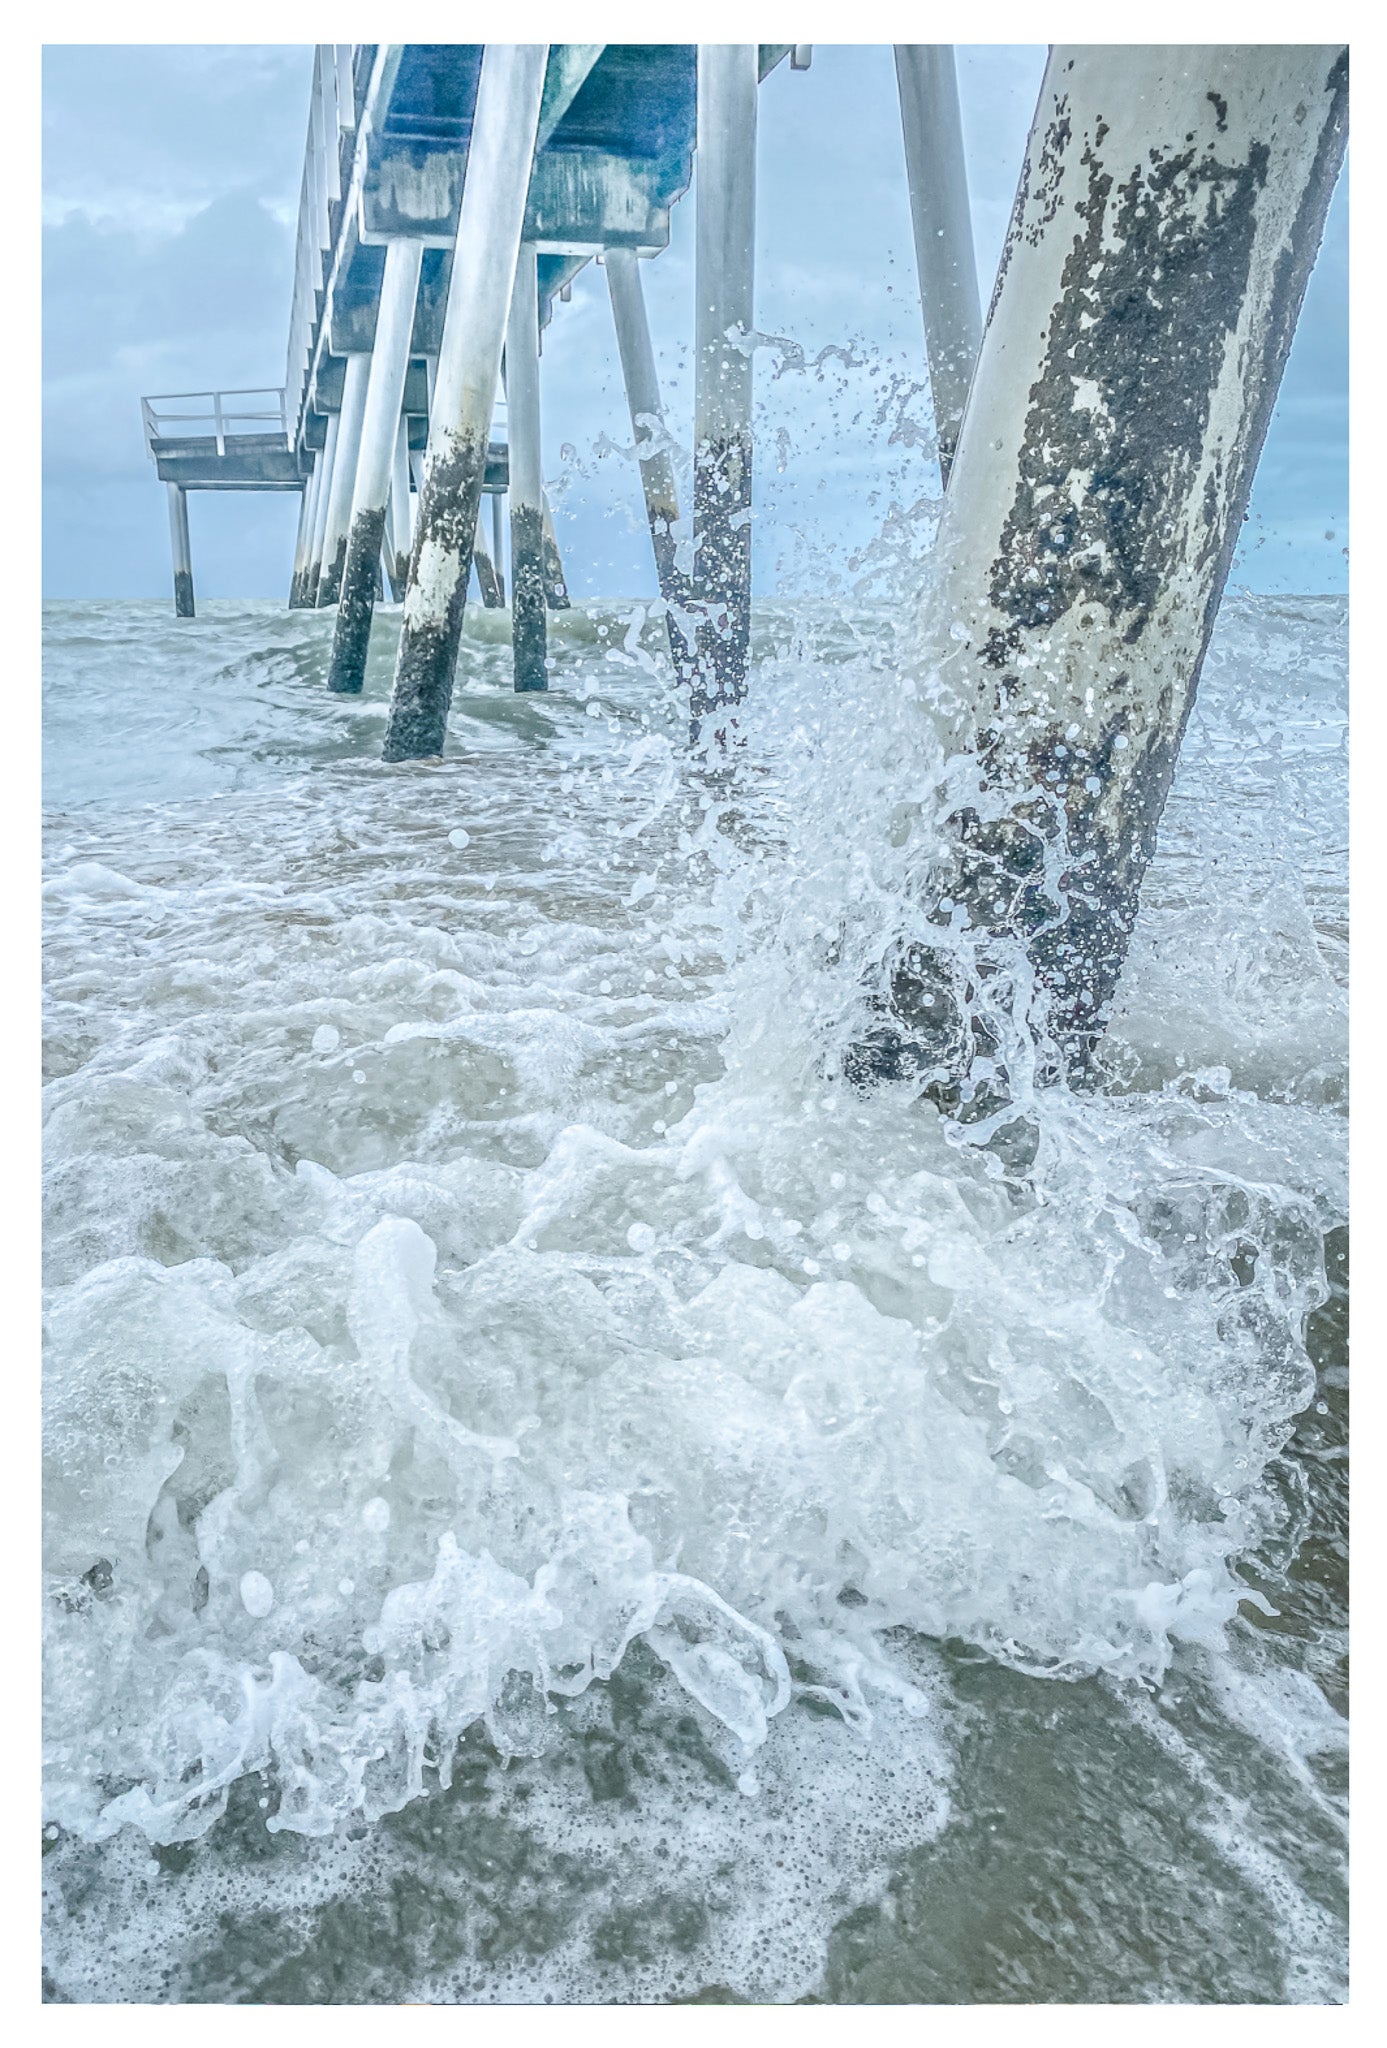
[286, 44, 358, 432]
[141, 389, 290, 459]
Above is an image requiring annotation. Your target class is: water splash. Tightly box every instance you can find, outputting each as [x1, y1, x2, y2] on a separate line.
[42, 589, 1346, 1999]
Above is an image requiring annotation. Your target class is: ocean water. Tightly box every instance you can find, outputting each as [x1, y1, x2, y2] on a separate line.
[41, 591, 1347, 2004]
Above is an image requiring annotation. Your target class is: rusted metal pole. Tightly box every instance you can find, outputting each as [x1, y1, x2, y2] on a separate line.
[383, 43, 548, 760]
[327, 237, 423, 691]
[854, 44, 1349, 1096]
[689, 44, 757, 741]
[893, 46, 981, 486]
[505, 246, 547, 691]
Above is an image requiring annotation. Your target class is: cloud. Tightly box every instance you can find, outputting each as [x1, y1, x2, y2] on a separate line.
[44, 192, 296, 492]
[42, 45, 310, 226]
[43, 44, 1347, 600]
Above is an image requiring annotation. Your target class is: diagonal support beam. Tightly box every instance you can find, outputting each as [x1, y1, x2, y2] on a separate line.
[535, 45, 604, 152]
[605, 248, 686, 607]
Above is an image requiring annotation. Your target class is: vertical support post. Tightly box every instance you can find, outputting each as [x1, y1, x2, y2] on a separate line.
[316, 352, 372, 606]
[491, 492, 507, 605]
[541, 494, 571, 608]
[383, 42, 549, 761]
[859, 43, 1349, 1092]
[309, 48, 331, 253]
[605, 247, 685, 604]
[288, 460, 320, 607]
[304, 411, 340, 606]
[505, 247, 547, 691]
[471, 505, 504, 607]
[166, 484, 194, 619]
[334, 45, 357, 140]
[690, 44, 757, 739]
[327, 237, 423, 691]
[382, 504, 402, 603]
[893, 46, 982, 486]
[386, 414, 413, 600]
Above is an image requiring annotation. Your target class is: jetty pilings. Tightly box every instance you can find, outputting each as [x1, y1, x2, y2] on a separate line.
[472, 513, 504, 607]
[166, 484, 194, 618]
[689, 44, 758, 740]
[491, 494, 507, 605]
[868, 43, 1350, 1090]
[315, 351, 370, 606]
[541, 494, 571, 609]
[386, 417, 413, 601]
[893, 46, 981, 485]
[605, 247, 685, 605]
[383, 43, 548, 760]
[505, 247, 548, 692]
[288, 458, 320, 607]
[327, 237, 423, 691]
[303, 412, 339, 606]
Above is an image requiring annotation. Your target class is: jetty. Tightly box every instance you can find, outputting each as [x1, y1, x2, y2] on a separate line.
[141, 42, 1348, 1081]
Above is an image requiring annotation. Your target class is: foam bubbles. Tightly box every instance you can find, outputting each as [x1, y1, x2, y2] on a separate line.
[41, 593, 1345, 1999]
[239, 1572, 274, 1618]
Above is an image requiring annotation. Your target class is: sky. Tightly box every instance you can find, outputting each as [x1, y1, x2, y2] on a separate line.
[42, 44, 1349, 602]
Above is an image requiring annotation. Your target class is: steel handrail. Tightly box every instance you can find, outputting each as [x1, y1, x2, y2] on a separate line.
[140, 389, 290, 457]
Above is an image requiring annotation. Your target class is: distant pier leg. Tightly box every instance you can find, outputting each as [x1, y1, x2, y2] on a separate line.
[327, 237, 423, 691]
[166, 484, 195, 619]
[303, 412, 339, 607]
[288, 461, 319, 608]
[491, 492, 507, 606]
[506, 246, 548, 691]
[690, 44, 757, 740]
[541, 493, 571, 608]
[315, 350, 371, 607]
[386, 415, 413, 601]
[472, 508, 504, 607]
[605, 247, 685, 606]
[383, 42, 549, 761]
[863, 43, 1349, 1091]
[893, 47, 982, 487]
